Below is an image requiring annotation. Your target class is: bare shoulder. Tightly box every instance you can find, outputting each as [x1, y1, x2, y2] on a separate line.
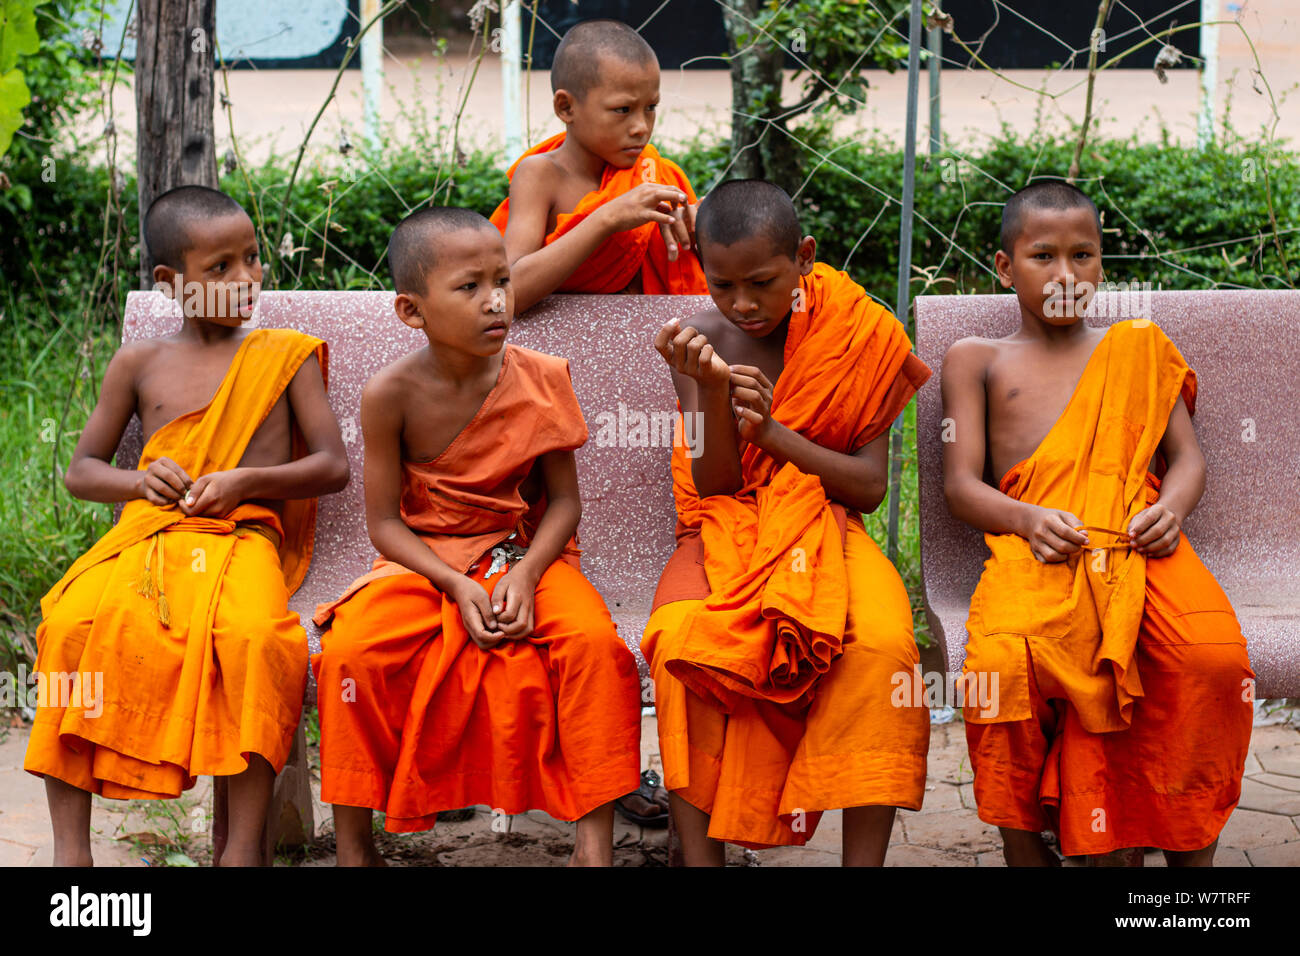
[511, 153, 563, 194]
[363, 352, 422, 406]
[942, 335, 1000, 379]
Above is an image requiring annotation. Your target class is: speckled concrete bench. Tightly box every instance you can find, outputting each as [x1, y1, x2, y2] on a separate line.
[117, 290, 706, 856]
[915, 290, 1300, 700]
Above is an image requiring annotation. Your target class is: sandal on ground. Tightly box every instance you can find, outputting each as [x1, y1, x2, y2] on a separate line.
[614, 770, 670, 828]
[436, 807, 477, 822]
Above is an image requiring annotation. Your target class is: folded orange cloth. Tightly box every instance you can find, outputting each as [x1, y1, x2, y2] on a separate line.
[489, 132, 708, 294]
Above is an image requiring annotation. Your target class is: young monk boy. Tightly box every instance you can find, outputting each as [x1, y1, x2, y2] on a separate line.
[644, 180, 932, 865]
[312, 206, 642, 866]
[489, 18, 708, 312]
[24, 185, 350, 866]
[941, 180, 1254, 866]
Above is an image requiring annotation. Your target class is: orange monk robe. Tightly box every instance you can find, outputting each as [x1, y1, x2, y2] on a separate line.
[642, 263, 933, 848]
[962, 319, 1254, 855]
[24, 329, 326, 799]
[312, 345, 641, 833]
[489, 132, 708, 295]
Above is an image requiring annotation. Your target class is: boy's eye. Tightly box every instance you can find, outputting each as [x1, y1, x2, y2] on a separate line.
[460, 282, 477, 291]
[753, 279, 772, 287]
[613, 106, 630, 114]
[496, 276, 510, 286]
[647, 104, 658, 112]
[212, 261, 226, 272]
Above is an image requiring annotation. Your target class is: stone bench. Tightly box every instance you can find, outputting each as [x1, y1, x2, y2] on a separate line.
[915, 290, 1300, 700]
[117, 290, 709, 859]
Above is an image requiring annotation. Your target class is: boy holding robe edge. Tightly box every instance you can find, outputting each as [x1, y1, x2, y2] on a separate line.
[25, 185, 350, 866]
[643, 180, 932, 864]
[940, 181, 1253, 866]
[489, 18, 707, 311]
[312, 208, 641, 866]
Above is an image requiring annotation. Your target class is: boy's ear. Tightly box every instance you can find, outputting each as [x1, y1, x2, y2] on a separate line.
[796, 235, 816, 275]
[553, 89, 577, 124]
[393, 292, 427, 330]
[993, 249, 1014, 289]
[152, 263, 178, 296]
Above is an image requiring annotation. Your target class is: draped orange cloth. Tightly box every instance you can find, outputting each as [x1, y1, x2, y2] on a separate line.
[312, 346, 640, 832]
[642, 263, 932, 848]
[25, 329, 326, 798]
[489, 132, 708, 295]
[962, 319, 1253, 855]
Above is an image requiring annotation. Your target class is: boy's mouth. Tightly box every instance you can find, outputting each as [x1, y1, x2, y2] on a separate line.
[483, 318, 509, 337]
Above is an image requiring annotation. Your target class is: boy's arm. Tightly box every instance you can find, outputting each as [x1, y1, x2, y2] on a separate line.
[939, 340, 1088, 562]
[1129, 396, 1203, 556]
[360, 374, 505, 645]
[182, 354, 350, 514]
[654, 317, 744, 497]
[504, 159, 686, 313]
[64, 343, 187, 504]
[508, 447, 582, 586]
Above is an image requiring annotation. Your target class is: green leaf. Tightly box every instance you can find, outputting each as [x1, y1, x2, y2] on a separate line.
[163, 851, 198, 867]
[0, 0, 41, 74]
[0, 66, 31, 158]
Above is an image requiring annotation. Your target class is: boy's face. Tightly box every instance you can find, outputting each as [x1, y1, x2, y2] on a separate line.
[394, 227, 513, 356]
[995, 206, 1103, 327]
[156, 211, 262, 324]
[555, 55, 660, 169]
[698, 234, 816, 337]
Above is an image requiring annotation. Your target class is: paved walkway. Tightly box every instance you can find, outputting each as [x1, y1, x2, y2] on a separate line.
[3, 706, 1296, 866]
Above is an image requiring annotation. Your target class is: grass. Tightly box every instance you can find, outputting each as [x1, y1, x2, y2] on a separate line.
[0, 285, 116, 672]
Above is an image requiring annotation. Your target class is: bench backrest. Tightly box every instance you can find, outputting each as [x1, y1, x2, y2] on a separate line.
[914, 290, 1300, 697]
[118, 291, 710, 672]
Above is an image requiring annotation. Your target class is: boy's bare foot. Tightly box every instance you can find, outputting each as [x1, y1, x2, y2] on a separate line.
[45, 776, 94, 868]
[570, 802, 615, 866]
[1000, 827, 1062, 866]
[669, 792, 725, 867]
[1165, 840, 1216, 867]
[842, 805, 896, 867]
[332, 804, 387, 867]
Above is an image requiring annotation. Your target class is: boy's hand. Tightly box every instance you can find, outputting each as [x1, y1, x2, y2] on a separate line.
[1128, 503, 1181, 557]
[450, 576, 507, 650]
[600, 183, 686, 236]
[654, 319, 730, 387]
[489, 565, 538, 640]
[179, 469, 246, 517]
[1019, 505, 1089, 563]
[728, 365, 775, 443]
[139, 457, 193, 507]
[659, 201, 698, 262]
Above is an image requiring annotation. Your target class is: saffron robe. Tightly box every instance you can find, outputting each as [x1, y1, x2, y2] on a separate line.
[489, 132, 708, 295]
[312, 345, 640, 832]
[962, 319, 1253, 855]
[642, 263, 933, 848]
[24, 329, 326, 798]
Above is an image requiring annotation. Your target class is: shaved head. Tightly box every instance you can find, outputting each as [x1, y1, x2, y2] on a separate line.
[1001, 180, 1102, 255]
[695, 179, 802, 262]
[551, 19, 657, 100]
[387, 206, 498, 296]
[144, 185, 248, 270]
